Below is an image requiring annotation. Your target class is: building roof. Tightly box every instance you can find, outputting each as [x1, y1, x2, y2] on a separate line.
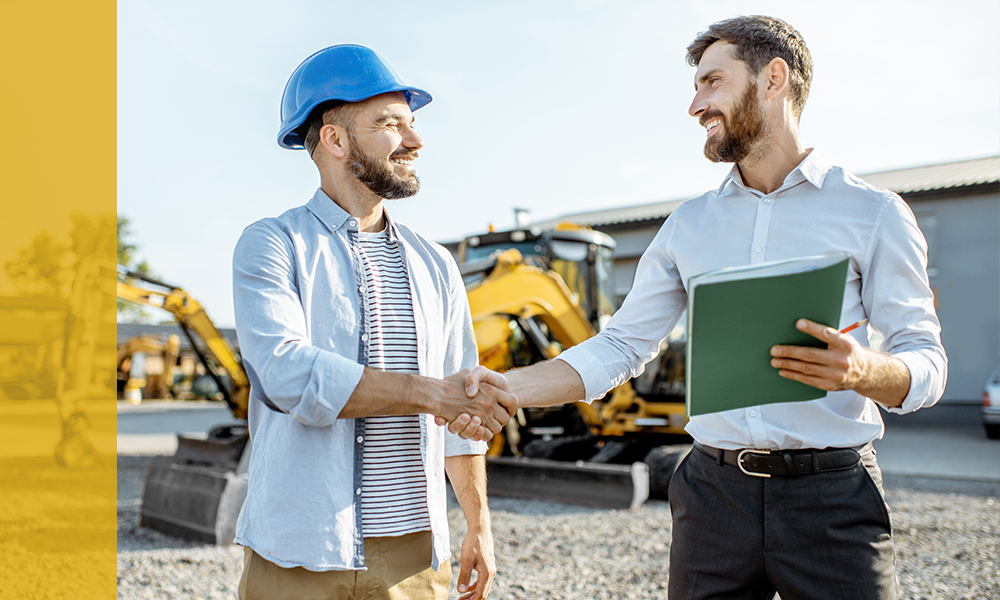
[117, 322, 240, 350]
[534, 155, 1000, 229]
[856, 155, 1000, 194]
[534, 198, 688, 229]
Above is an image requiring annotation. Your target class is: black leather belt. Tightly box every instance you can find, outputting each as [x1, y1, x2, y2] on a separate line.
[694, 441, 872, 478]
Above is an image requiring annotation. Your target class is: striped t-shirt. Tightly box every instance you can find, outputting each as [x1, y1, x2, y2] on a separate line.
[357, 229, 430, 537]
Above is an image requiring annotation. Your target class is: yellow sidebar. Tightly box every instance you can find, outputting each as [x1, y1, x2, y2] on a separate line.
[0, 2, 116, 599]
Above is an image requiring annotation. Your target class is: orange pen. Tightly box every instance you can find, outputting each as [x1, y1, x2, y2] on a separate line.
[840, 319, 869, 334]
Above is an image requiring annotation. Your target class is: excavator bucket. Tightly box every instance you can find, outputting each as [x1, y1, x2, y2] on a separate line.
[140, 426, 250, 545]
[485, 456, 649, 510]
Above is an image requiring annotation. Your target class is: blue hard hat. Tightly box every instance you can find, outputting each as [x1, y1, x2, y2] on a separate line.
[277, 45, 432, 150]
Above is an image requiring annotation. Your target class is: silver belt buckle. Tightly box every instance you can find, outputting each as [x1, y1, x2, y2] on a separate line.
[737, 449, 772, 478]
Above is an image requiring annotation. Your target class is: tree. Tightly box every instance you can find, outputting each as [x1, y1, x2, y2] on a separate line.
[4, 213, 117, 298]
[1, 213, 118, 399]
[116, 216, 153, 321]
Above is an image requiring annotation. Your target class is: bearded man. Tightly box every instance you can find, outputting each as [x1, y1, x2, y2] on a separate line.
[231, 45, 514, 600]
[458, 16, 946, 600]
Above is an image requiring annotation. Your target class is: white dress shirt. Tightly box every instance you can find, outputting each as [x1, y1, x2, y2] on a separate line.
[232, 189, 486, 571]
[557, 151, 947, 451]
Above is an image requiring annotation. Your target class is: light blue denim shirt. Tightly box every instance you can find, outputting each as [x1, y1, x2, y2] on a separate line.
[232, 189, 486, 571]
[558, 152, 947, 451]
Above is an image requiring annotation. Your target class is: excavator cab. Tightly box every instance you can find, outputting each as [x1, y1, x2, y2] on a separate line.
[458, 224, 618, 332]
[457, 223, 689, 492]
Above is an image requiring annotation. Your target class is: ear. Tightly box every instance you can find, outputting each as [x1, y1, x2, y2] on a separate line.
[318, 123, 348, 159]
[762, 57, 790, 101]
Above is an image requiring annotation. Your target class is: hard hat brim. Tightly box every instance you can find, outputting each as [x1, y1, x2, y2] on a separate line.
[277, 86, 431, 150]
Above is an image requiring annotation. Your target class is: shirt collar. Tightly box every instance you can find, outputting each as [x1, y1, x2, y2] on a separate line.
[716, 149, 831, 196]
[305, 188, 399, 242]
[795, 150, 830, 189]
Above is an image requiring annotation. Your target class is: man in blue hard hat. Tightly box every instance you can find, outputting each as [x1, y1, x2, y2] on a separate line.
[456, 15, 946, 600]
[231, 45, 513, 600]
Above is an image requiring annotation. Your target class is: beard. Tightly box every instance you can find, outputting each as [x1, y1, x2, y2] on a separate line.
[347, 130, 421, 199]
[703, 80, 766, 164]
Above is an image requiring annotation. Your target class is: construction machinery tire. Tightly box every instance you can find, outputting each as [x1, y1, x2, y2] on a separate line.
[643, 444, 691, 500]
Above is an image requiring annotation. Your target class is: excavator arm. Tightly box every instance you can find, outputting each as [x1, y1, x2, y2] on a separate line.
[117, 269, 248, 420]
[466, 249, 597, 359]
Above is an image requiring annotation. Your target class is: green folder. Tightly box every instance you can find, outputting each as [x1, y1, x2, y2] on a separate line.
[685, 253, 850, 417]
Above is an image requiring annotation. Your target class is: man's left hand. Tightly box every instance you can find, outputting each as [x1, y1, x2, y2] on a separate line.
[770, 319, 867, 392]
[772, 318, 911, 408]
[456, 525, 496, 600]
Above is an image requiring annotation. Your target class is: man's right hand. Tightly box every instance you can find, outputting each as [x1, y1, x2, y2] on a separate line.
[433, 368, 517, 442]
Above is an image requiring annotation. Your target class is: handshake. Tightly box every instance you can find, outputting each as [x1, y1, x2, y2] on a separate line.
[433, 366, 517, 442]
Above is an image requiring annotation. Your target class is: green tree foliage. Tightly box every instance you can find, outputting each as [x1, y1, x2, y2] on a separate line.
[3, 231, 71, 297]
[116, 216, 153, 321]
[4, 214, 117, 298]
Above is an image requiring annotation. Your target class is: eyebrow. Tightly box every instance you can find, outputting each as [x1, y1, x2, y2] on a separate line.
[374, 112, 413, 125]
[695, 69, 724, 89]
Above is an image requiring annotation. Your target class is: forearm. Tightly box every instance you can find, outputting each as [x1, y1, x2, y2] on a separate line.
[338, 368, 438, 418]
[445, 454, 490, 532]
[855, 349, 911, 409]
[505, 359, 587, 408]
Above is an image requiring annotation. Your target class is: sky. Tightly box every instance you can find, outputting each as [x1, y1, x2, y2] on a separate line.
[118, 0, 1000, 328]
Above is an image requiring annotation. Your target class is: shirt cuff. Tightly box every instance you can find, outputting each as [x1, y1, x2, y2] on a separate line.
[555, 346, 609, 403]
[291, 350, 365, 426]
[444, 433, 488, 457]
[885, 350, 943, 414]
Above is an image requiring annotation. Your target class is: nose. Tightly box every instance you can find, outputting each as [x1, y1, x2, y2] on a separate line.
[688, 90, 707, 119]
[402, 125, 423, 151]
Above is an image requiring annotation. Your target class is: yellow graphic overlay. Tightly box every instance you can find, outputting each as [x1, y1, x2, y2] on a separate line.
[0, 2, 116, 598]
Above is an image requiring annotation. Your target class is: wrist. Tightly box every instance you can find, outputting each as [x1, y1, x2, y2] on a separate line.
[412, 374, 442, 415]
[464, 516, 491, 537]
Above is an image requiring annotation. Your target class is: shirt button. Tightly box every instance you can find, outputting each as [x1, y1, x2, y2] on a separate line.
[349, 220, 358, 227]
[360, 334, 367, 341]
[750, 410, 758, 417]
[356, 488, 361, 495]
[754, 247, 763, 254]
[359, 286, 364, 293]
[356, 436, 364, 443]
[763, 198, 772, 205]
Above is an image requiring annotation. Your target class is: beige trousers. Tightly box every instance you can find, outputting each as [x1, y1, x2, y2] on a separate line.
[238, 531, 450, 600]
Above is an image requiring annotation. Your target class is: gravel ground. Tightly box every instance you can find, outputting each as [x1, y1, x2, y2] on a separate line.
[117, 454, 999, 600]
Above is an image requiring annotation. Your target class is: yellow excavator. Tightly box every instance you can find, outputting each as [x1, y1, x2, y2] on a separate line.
[458, 224, 691, 498]
[116, 333, 181, 402]
[117, 268, 251, 544]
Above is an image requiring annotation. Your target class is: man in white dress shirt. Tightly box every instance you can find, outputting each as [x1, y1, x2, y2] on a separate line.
[455, 15, 946, 600]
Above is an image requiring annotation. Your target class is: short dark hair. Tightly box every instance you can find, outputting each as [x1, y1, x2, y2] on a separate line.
[686, 15, 813, 118]
[302, 100, 357, 156]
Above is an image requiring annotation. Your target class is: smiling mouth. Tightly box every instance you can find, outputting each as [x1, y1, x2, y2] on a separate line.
[391, 154, 416, 168]
[703, 118, 722, 137]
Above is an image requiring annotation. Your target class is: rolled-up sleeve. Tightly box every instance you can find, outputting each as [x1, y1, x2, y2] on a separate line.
[233, 221, 364, 427]
[864, 194, 948, 414]
[440, 254, 489, 457]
